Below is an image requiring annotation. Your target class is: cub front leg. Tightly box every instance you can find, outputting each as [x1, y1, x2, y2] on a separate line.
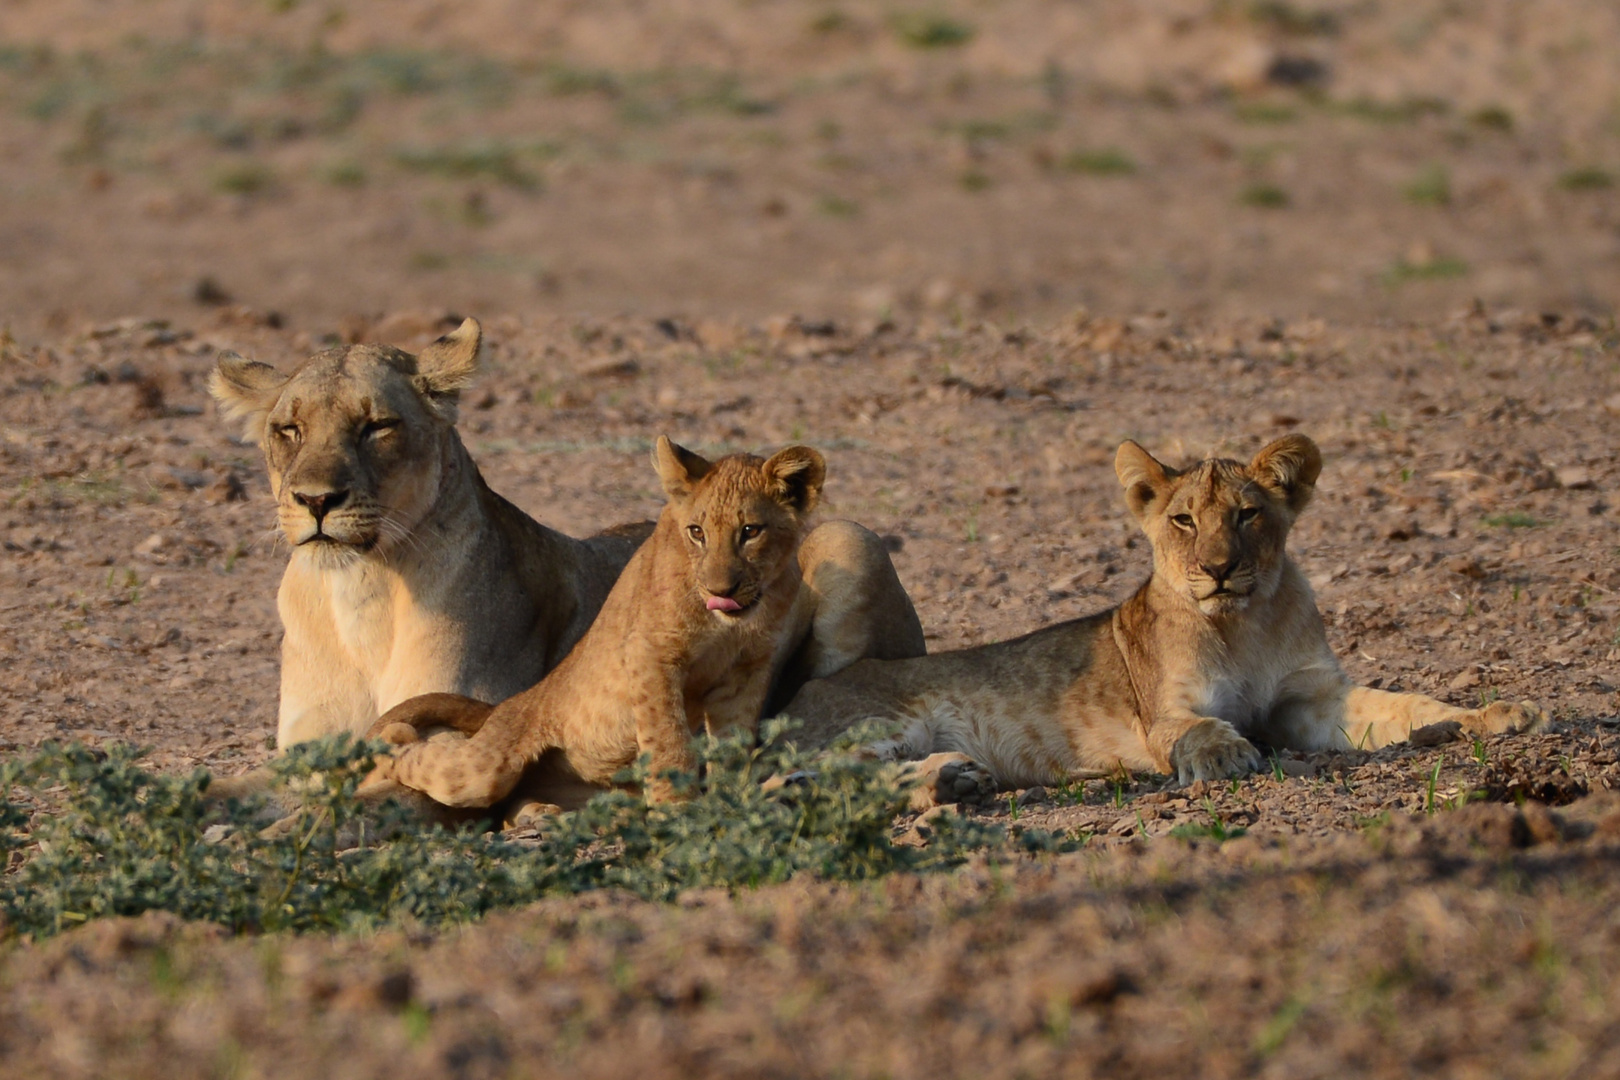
[632, 668, 699, 803]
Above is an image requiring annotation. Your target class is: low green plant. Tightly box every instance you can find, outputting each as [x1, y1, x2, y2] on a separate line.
[0, 722, 1040, 941]
[1403, 163, 1451, 206]
[1559, 167, 1614, 191]
[1061, 148, 1135, 176]
[1239, 183, 1289, 208]
[1168, 798, 1247, 844]
[1483, 511, 1540, 529]
[891, 13, 974, 49]
[1380, 257, 1468, 287]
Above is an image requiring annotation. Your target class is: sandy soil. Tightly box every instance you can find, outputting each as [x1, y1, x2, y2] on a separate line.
[0, 2, 1618, 1077]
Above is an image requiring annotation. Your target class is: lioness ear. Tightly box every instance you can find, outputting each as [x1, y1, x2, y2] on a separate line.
[1115, 440, 1175, 522]
[413, 317, 482, 411]
[653, 435, 713, 499]
[762, 445, 825, 515]
[209, 352, 288, 442]
[1249, 434, 1322, 515]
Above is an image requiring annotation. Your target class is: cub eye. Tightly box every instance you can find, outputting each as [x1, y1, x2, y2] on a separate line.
[363, 419, 400, 439]
[1237, 506, 1261, 524]
[274, 424, 301, 444]
[740, 524, 764, 542]
[1170, 513, 1195, 530]
[686, 525, 705, 544]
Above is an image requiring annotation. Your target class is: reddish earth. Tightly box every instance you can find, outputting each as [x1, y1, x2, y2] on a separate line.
[0, 2, 1617, 1077]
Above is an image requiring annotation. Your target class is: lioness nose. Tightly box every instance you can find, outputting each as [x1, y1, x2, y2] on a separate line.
[293, 488, 348, 521]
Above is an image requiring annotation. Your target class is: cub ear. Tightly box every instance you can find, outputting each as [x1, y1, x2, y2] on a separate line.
[652, 435, 713, 499]
[209, 352, 288, 442]
[1114, 440, 1175, 522]
[413, 317, 482, 413]
[762, 445, 826, 515]
[1249, 434, 1322, 514]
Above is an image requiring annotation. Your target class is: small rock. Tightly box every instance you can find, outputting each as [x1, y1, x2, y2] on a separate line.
[205, 472, 246, 504]
[193, 276, 232, 306]
[1277, 757, 1317, 778]
[1446, 669, 1481, 692]
[1445, 555, 1488, 580]
[1604, 392, 1620, 416]
[1555, 466, 1594, 490]
[1017, 786, 1049, 808]
[134, 533, 166, 556]
[582, 357, 640, 380]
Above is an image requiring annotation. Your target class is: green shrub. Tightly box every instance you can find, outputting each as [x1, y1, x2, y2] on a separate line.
[0, 722, 1040, 941]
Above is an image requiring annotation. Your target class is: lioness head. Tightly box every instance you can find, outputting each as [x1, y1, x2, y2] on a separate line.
[209, 318, 483, 559]
[1114, 434, 1321, 616]
[652, 435, 825, 620]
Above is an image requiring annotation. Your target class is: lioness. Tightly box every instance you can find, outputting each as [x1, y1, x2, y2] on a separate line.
[783, 434, 1542, 802]
[209, 320, 924, 801]
[209, 318, 647, 751]
[370, 437, 826, 813]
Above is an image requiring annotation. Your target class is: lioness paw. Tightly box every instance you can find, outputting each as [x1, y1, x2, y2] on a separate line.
[905, 751, 997, 812]
[1466, 700, 1546, 737]
[1170, 719, 1262, 785]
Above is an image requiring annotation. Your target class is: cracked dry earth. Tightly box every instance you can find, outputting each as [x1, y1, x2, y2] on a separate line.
[0, 306, 1618, 1078]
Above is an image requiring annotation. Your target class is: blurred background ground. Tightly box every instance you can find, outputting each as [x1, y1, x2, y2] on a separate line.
[0, 0, 1617, 330]
[0, 2, 1619, 1077]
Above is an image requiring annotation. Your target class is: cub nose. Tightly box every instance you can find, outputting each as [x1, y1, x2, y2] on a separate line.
[1200, 557, 1237, 583]
[293, 488, 348, 522]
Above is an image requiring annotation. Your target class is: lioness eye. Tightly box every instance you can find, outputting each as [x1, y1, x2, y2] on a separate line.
[686, 525, 705, 544]
[740, 524, 763, 541]
[1171, 513, 1195, 529]
[1237, 506, 1261, 524]
[363, 419, 399, 439]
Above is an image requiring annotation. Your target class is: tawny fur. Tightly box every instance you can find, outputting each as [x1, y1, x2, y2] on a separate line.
[369, 438, 840, 812]
[784, 434, 1543, 805]
[206, 322, 925, 808]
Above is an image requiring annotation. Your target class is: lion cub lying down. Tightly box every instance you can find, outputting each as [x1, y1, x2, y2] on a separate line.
[369, 436, 827, 816]
[784, 434, 1542, 804]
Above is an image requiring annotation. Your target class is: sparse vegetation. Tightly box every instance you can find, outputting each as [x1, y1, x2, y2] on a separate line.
[891, 13, 975, 49]
[1559, 166, 1614, 191]
[1240, 182, 1290, 208]
[1381, 256, 1468, 286]
[0, 724, 1039, 941]
[1404, 163, 1451, 206]
[1061, 148, 1136, 175]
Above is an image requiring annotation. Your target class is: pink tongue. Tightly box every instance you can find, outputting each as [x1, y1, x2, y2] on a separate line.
[706, 596, 743, 612]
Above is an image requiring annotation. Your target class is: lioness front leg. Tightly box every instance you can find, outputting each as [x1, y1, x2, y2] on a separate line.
[904, 752, 997, 811]
[1338, 686, 1544, 750]
[1166, 717, 1264, 784]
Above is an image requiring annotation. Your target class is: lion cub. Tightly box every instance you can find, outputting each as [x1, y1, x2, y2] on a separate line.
[371, 436, 825, 812]
[785, 434, 1542, 804]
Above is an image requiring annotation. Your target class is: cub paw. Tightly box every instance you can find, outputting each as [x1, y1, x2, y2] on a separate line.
[906, 751, 997, 812]
[376, 721, 421, 747]
[1466, 700, 1546, 737]
[1169, 719, 1262, 785]
[504, 799, 565, 832]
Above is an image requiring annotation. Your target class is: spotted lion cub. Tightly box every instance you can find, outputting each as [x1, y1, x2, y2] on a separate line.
[370, 436, 825, 813]
[785, 434, 1543, 804]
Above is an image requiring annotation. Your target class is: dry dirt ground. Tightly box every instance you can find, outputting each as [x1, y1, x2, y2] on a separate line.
[0, 1, 1618, 1077]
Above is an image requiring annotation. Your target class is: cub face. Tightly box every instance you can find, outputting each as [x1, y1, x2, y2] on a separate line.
[653, 436, 825, 620]
[209, 319, 482, 561]
[1115, 434, 1322, 616]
